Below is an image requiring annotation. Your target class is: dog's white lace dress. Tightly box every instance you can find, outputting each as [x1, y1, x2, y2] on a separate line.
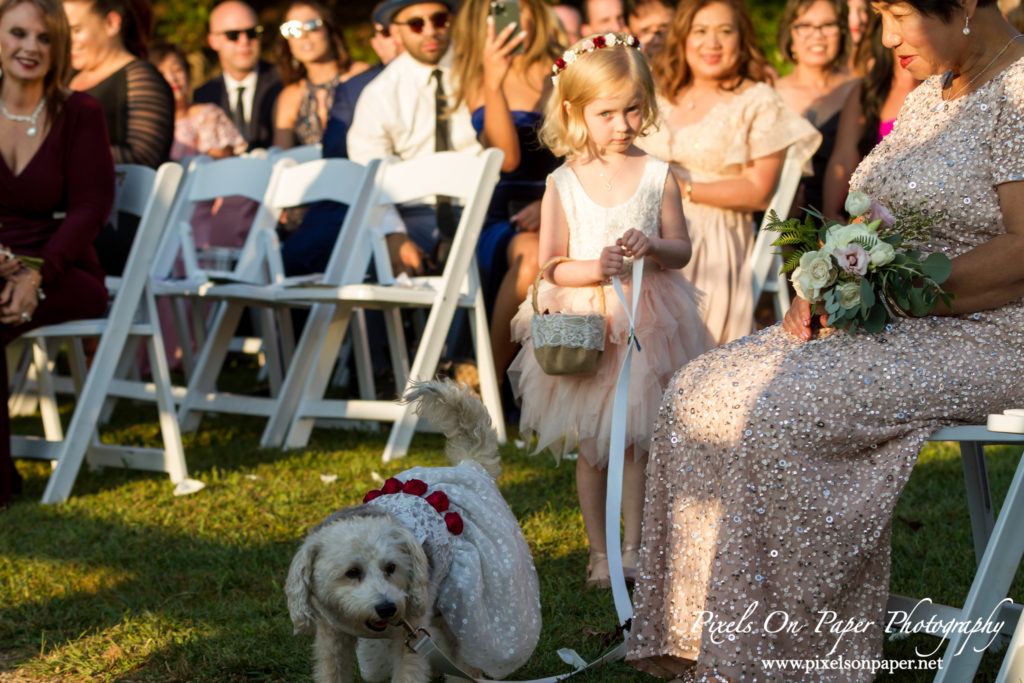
[367, 460, 542, 678]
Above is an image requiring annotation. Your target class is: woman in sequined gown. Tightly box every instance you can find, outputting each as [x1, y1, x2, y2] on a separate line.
[627, 0, 1024, 679]
[638, 0, 820, 346]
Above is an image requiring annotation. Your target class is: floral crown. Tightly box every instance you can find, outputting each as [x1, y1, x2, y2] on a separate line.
[551, 33, 641, 84]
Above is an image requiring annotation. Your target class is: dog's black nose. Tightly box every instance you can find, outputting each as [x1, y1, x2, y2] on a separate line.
[375, 601, 397, 619]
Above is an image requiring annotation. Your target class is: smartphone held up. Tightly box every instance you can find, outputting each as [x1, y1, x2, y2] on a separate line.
[490, 0, 523, 55]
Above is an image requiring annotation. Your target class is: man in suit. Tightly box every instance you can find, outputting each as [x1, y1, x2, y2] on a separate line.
[194, 0, 282, 151]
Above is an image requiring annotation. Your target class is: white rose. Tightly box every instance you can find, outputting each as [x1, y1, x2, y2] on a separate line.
[604, 32, 618, 45]
[845, 191, 872, 217]
[869, 241, 895, 267]
[580, 39, 594, 51]
[792, 266, 821, 303]
[824, 223, 872, 253]
[838, 281, 862, 309]
[801, 249, 837, 289]
[564, 50, 577, 64]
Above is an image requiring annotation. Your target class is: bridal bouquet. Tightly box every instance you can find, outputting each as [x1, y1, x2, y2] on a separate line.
[764, 192, 954, 333]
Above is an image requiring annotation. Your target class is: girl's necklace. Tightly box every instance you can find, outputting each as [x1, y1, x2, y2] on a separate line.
[936, 34, 1022, 110]
[598, 159, 628, 191]
[1, 96, 45, 136]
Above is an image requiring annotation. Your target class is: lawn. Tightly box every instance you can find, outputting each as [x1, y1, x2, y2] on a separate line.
[0, 398, 1021, 682]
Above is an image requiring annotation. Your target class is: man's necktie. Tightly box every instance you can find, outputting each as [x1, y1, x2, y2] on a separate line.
[233, 86, 247, 134]
[432, 69, 456, 239]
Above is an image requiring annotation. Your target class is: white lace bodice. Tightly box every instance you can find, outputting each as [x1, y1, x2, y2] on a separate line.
[551, 156, 669, 270]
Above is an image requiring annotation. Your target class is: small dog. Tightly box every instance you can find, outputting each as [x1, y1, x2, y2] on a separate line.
[285, 379, 541, 683]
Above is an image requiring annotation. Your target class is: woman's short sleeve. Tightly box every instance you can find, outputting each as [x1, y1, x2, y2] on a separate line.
[988, 69, 1024, 186]
[723, 84, 821, 174]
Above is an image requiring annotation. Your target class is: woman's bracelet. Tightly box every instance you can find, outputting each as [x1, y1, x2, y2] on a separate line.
[684, 182, 694, 202]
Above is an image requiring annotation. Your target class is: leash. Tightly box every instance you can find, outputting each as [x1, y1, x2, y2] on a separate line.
[398, 259, 645, 682]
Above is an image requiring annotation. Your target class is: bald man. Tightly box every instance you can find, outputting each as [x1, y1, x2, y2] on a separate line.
[194, 0, 282, 150]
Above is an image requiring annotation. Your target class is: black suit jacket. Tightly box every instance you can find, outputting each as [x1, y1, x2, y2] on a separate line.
[194, 60, 282, 151]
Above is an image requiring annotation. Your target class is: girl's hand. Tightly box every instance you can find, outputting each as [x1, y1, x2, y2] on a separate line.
[783, 295, 829, 342]
[482, 15, 526, 93]
[618, 229, 651, 258]
[599, 245, 625, 278]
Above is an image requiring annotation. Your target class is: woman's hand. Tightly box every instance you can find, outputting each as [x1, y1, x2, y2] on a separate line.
[511, 200, 541, 232]
[783, 295, 829, 341]
[0, 270, 41, 326]
[0, 245, 22, 279]
[482, 15, 526, 94]
[618, 229, 651, 259]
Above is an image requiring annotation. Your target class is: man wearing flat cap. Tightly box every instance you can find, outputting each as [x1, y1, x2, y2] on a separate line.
[348, 0, 481, 275]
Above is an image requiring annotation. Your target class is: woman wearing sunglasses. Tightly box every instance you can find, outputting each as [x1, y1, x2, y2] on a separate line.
[272, 1, 369, 149]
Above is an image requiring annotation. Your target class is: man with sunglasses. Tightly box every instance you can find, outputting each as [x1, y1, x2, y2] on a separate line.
[348, 0, 480, 277]
[195, 0, 282, 151]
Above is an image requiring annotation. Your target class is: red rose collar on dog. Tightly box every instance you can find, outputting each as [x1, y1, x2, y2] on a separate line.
[364, 477, 464, 535]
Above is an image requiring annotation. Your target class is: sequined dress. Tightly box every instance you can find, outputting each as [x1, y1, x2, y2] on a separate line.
[637, 84, 820, 345]
[508, 157, 710, 464]
[626, 58, 1024, 680]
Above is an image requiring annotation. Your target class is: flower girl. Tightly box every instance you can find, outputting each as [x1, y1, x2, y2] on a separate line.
[508, 34, 710, 587]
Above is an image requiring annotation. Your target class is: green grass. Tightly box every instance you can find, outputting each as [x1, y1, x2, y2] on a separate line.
[0, 400, 1021, 682]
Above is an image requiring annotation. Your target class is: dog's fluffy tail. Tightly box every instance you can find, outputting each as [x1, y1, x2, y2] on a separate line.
[402, 378, 501, 478]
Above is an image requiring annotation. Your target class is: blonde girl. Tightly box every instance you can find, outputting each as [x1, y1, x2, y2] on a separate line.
[508, 34, 710, 588]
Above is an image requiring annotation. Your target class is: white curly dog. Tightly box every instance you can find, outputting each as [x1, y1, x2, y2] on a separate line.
[285, 379, 541, 683]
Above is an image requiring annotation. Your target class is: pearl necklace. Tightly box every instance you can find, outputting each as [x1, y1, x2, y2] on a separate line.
[934, 34, 1022, 111]
[1, 96, 45, 136]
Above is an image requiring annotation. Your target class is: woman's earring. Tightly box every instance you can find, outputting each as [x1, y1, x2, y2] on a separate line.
[963, 14, 971, 35]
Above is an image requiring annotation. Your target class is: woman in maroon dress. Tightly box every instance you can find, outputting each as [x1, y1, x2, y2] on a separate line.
[0, 0, 114, 507]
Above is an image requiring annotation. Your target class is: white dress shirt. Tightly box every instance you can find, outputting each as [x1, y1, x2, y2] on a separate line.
[347, 49, 481, 166]
[222, 70, 259, 124]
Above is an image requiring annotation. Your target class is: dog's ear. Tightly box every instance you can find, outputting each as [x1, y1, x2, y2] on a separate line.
[394, 527, 431, 620]
[284, 538, 319, 635]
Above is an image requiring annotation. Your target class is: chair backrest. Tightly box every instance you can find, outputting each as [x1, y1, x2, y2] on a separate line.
[750, 144, 805, 302]
[368, 149, 504, 285]
[261, 156, 382, 285]
[267, 143, 323, 164]
[150, 155, 276, 284]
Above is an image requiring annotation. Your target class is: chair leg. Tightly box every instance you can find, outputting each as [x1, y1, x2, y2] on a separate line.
[468, 289, 506, 444]
[144, 330, 188, 484]
[997, 606, 1024, 681]
[178, 301, 246, 431]
[960, 441, 995, 563]
[935, 454, 1024, 681]
[32, 339, 63, 441]
[351, 310, 376, 401]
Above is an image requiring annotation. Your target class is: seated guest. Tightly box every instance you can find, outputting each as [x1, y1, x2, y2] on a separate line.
[638, 0, 820, 345]
[774, 0, 856, 212]
[347, 0, 481, 277]
[63, 0, 172, 275]
[846, 0, 868, 67]
[281, 1, 401, 277]
[273, 1, 370, 149]
[194, 0, 281, 152]
[0, 0, 114, 507]
[552, 2, 582, 43]
[151, 42, 246, 161]
[581, 0, 625, 34]
[823, 12, 920, 218]
[626, 0, 674, 57]
[449, 0, 562, 399]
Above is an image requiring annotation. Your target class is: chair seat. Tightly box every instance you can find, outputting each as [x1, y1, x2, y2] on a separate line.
[23, 319, 155, 338]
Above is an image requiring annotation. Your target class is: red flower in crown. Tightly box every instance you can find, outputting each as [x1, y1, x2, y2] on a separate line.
[444, 512, 464, 535]
[381, 477, 403, 494]
[554, 57, 566, 70]
[593, 35, 607, 48]
[425, 490, 449, 512]
[402, 479, 428, 496]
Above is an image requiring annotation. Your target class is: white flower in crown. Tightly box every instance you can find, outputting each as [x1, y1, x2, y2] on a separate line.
[564, 49, 577, 64]
[603, 32, 617, 45]
[580, 39, 595, 51]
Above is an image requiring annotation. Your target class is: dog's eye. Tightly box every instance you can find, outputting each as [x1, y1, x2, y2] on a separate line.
[383, 562, 397, 576]
[344, 566, 363, 581]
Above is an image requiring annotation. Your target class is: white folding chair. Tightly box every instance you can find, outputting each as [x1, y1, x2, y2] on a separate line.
[12, 163, 202, 504]
[148, 155, 281, 385]
[170, 156, 382, 433]
[267, 149, 506, 460]
[267, 143, 323, 164]
[885, 425, 1024, 681]
[749, 144, 806, 322]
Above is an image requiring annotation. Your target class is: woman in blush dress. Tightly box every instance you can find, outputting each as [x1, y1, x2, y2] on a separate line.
[450, 0, 563, 402]
[627, 0, 1024, 678]
[774, 0, 857, 213]
[638, 0, 820, 345]
[0, 0, 113, 508]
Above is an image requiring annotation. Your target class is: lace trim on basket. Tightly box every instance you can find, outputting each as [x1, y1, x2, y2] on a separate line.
[531, 313, 606, 350]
